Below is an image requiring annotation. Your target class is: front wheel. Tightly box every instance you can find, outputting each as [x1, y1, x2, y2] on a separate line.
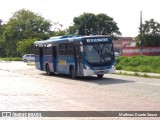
[97, 74, 104, 78]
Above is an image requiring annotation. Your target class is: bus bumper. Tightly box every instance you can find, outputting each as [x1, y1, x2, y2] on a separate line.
[83, 66, 116, 76]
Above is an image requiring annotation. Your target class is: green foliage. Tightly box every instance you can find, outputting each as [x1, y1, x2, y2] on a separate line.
[66, 25, 79, 35]
[116, 56, 160, 73]
[143, 19, 160, 35]
[136, 18, 160, 46]
[54, 30, 66, 36]
[1, 9, 52, 57]
[68, 12, 121, 37]
[9, 9, 51, 39]
[17, 38, 37, 55]
[1, 10, 123, 57]
[96, 13, 121, 35]
[0, 24, 6, 57]
[0, 57, 21, 61]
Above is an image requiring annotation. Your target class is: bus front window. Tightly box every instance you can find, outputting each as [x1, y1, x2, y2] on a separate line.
[84, 43, 113, 65]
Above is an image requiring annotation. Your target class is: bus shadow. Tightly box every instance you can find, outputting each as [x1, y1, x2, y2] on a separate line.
[76, 76, 135, 85]
[39, 73, 134, 85]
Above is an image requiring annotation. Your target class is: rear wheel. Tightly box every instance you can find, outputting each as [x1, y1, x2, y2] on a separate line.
[46, 64, 51, 76]
[70, 67, 76, 79]
[97, 74, 104, 78]
[23, 59, 27, 62]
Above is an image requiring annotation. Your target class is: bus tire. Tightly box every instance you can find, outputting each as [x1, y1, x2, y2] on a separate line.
[97, 74, 104, 78]
[23, 59, 27, 62]
[70, 67, 76, 79]
[46, 64, 51, 76]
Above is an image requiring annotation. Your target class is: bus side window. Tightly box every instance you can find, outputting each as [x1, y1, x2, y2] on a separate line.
[35, 46, 39, 55]
[52, 46, 57, 57]
[43, 46, 47, 55]
[59, 43, 66, 55]
[66, 43, 74, 55]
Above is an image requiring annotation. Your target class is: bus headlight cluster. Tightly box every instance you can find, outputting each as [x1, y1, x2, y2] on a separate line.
[84, 64, 91, 70]
[111, 64, 115, 68]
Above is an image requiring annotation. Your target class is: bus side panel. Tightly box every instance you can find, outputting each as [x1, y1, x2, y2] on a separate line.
[39, 47, 44, 70]
[65, 56, 75, 75]
[53, 58, 57, 72]
[35, 55, 41, 70]
[52, 46, 58, 72]
[35, 47, 44, 71]
[57, 56, 75, 75]
[43, 55, 54, 72]
[74, 45, 84, 76]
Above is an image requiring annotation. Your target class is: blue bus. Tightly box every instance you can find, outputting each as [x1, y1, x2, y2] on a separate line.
[34, 35, 116, 79]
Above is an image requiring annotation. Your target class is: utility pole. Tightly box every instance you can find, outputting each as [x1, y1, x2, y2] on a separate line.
[140, 11, 143, 55]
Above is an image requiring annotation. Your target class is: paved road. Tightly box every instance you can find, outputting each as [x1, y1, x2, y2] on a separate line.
[0, 62, 160, 120]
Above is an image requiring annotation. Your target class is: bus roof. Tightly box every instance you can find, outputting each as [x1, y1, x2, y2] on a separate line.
[34, 35, 111, 46]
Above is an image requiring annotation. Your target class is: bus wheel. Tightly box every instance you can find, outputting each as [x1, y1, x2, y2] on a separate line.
[23, 59, 27, 62]
[46, 64, 51, 76]
[97, 74, 104, 78]
[70, 67, 76, 79]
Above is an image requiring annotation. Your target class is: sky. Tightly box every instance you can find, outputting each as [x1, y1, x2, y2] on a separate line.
[0, 0, 160, 37]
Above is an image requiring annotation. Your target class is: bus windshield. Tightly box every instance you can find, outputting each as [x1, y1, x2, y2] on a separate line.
[84, 43, 114, 65]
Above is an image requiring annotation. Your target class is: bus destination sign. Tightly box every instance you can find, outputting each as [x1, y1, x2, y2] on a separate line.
[85, 38, 109, 43]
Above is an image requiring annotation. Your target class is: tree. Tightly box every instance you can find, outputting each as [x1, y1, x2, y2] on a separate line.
[67, 13, 121, 37]
[136, 19, 160, 46]
[9, 9, 51, 39]
[0, 22, 6, 57]
[96, 14, 120, 36]
[17, 38, 37, 55]
[66, 25, 79, 35]
[2, 9, 52, 57]
[143, 19, 160, 35]
[54, 30, 66, 36]
[73, 13, 97, 35]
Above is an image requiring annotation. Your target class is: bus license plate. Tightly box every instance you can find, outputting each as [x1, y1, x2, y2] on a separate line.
[98, 71, 104, 75]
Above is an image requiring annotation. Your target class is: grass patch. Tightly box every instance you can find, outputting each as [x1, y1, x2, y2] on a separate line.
[116, 56, 160, 74]
[0, 57, 21, 61]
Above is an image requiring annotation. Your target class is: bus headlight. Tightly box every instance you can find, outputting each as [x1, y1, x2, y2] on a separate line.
[84, 64, 91, 70]
[111, 64, 115, 68]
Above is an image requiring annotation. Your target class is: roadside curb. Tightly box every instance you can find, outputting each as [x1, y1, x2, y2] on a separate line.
[116, 70, 160, 78]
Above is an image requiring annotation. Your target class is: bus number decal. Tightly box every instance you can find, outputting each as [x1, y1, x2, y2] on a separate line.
[59, 59, 66, 65]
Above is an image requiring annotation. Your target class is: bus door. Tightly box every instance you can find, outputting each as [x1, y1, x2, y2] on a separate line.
[74, 45, 82, 76]
[39, 47, 43, 70]
[52, 46, 57, 72]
